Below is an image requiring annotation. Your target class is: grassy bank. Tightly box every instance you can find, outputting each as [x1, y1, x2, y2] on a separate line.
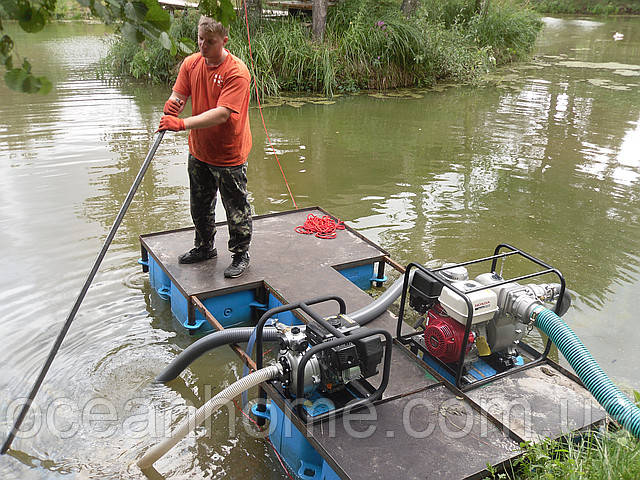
[484, 389, 640, 479]
[485, 427, 640, 479]
[99, 0, 543, 96]
[527, 0, 640, 15]
[54, 0, 92, 19]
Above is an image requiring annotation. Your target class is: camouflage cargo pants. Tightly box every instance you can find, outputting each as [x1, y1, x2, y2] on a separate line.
[188, 154, 252, 254]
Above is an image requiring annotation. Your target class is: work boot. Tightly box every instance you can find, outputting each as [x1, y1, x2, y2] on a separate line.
[178, 246, 217, 264]
[224, 252, 250, 278]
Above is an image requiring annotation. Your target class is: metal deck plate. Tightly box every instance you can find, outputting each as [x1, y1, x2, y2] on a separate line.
[140, 208, 390, 317]
[141, 207, 422, 333]
[312, 385, 520, 480]
[465, 363, 607, 442]
[369, 342, 440, 399]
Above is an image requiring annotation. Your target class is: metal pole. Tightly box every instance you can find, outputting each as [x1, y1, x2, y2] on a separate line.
[1, 131, 165, 454]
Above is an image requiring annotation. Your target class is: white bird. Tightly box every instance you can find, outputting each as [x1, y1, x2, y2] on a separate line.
[613, 32, 624, 41]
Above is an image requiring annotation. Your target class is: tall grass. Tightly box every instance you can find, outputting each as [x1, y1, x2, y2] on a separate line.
[99, 0, 542, 95]
[54, 0, 92, 19]
[468, 2, 542, 63]
[420, 0, 543, 63]
[230, 18, 332, 97]
[486, 391, 640, 480]
[485, 429, 640, 479]
[526, 0, 640, 15]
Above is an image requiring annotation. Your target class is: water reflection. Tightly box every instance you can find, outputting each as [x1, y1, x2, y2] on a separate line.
[1, 14, 640, 480]
[618, 115, 640, 169]
[249, 17, 640, 388]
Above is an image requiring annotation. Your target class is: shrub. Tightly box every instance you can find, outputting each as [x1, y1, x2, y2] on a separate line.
[527, 0, 638, 14]
[99, 9, 199, 83]
[469, 0, 543, 63]
[489, 429, 640, 480]
[99, 0, 542, 95]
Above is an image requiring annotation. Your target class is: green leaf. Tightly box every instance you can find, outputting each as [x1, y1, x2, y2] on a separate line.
[5, 68, 28, 91]
[219, 0, 236, 25]
[634, 390, 640, 406]
[18, 6, 46, 33]
[4, 55, 13, 69]
[4, 66, 51, 95]
[124, 2, 140, 22]
[121, 22, 140, 43]
[180, 37, 197, 53]
[140, 0, 170, 31]
[92, 1, 112, 24]
[22, 58, 31, 73]
[133, 1, 153, 22]
[159, 31, 171, 50]
[2, 0, 21, 19]
[0, 35, 13, 57]
[36, 76, 53, 95]
[22, 75, 41, 93]
[200, 0, 231, 25]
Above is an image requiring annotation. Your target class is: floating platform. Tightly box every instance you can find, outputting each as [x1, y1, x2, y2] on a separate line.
[140, 208, 607, 480]
[140, 207, 400, 332]
[261, 351, 605, 480]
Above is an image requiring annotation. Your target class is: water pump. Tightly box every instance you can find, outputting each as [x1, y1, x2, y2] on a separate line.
[409, 264, 569, 380]
[253, 296, 393, 424]
[276, 314, 384, 396]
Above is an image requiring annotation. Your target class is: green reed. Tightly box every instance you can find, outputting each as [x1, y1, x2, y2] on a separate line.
[99, 0, 542, 96]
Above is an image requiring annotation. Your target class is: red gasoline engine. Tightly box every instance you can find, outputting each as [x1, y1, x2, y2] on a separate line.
[424, 303, 475, 364]
[409, 264, 569, 374]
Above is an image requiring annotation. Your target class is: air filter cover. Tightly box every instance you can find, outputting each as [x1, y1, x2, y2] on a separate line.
[439, 280, 498, 324]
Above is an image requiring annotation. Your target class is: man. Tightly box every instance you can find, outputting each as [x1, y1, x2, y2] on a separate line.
[158, 15, 252, 278]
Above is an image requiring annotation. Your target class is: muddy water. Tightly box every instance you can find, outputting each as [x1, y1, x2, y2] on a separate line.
[0, 15, 639, 479]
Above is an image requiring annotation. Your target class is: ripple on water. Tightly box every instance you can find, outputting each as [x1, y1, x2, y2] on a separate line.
[90, 340, 176, 399]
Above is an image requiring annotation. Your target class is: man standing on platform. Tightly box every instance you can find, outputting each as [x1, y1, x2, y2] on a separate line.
[158, 15, 252, 278]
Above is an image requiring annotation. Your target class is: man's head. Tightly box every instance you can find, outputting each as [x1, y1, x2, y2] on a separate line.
[198, 16, 229, 37]
[197, 16, 229, 64]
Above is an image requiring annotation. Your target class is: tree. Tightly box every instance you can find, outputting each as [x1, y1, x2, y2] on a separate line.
[401, 0, 419, 17]
[243, 0, 262, 20]
[312, 0, 328, 41]
[0, 0, 236, 94]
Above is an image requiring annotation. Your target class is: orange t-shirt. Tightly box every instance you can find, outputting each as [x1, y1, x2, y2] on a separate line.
[173, 51, 252, 167]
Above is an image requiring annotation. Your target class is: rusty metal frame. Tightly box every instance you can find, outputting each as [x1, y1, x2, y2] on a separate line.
[190, 295, 257, 371]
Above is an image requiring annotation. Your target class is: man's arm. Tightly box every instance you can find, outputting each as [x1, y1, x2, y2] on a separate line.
[158, 104, 233, 132]
[170, 91, 187, 103]
[183, 72, 248, 129]
[183, 106, 232, 130]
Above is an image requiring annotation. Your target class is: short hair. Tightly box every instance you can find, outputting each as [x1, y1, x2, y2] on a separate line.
[198, 16, 229, 37]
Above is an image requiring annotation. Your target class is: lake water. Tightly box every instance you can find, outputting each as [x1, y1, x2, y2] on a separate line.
[0, 15, 639, 479]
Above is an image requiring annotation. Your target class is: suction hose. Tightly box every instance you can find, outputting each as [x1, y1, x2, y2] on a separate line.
[349, 273, 407, 325]
[138, 364, 281, 469]
[156, 328, 281, 383]
[157, 275, 408, 383]
[532, 306, 640, 439]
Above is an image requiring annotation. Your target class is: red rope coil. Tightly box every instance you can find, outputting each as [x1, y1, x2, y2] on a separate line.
[295, 214, 345, 239]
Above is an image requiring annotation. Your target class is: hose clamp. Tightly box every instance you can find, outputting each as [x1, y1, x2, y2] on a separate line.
[529, 304, 545, 325]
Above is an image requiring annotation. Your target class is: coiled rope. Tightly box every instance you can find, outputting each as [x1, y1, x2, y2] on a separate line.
[295, 213, 345, 239]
